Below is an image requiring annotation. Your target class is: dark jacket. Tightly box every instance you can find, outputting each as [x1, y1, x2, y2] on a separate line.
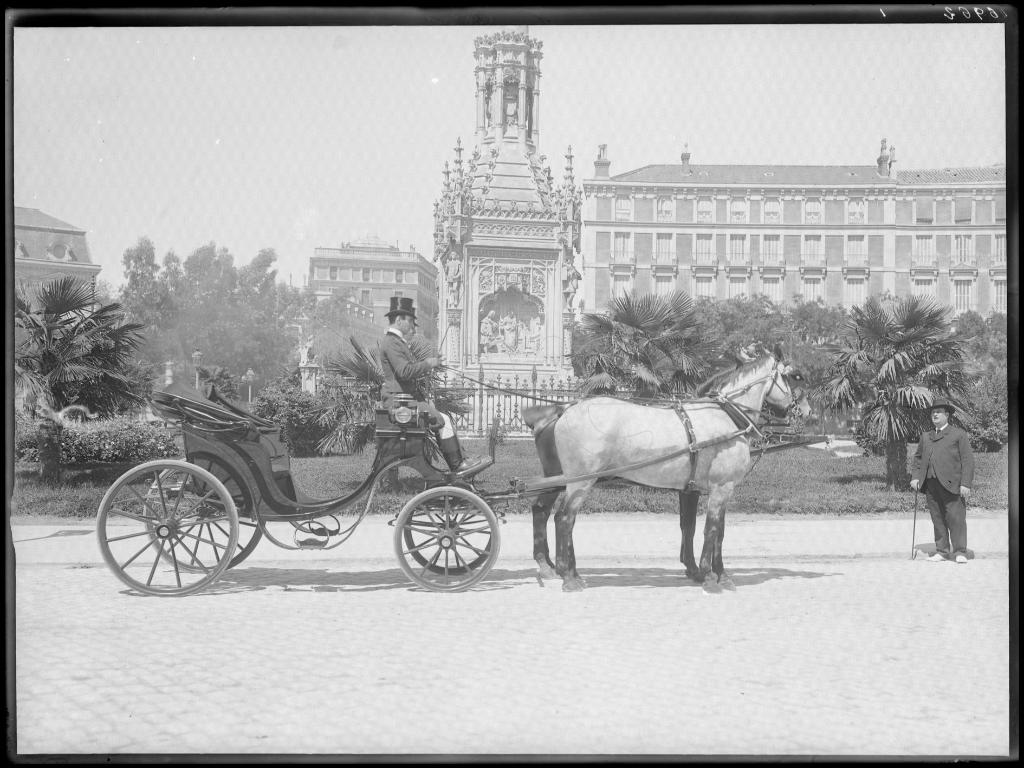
[912, 425, 975, 493]
[380, 330, 433, 407]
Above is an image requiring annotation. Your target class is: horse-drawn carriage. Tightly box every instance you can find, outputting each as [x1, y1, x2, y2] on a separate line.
[96, 346, 811, 596]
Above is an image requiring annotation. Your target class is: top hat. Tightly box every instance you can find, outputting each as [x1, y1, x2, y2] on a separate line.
[927, 396, 956, 413]
[385, 296, 417, 321]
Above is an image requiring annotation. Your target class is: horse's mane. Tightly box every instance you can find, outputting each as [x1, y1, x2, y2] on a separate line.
[695, 355, 771, 396]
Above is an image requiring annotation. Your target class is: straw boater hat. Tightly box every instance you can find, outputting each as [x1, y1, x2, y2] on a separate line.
[927, 396, 956, 414]
[385, 296, 417, 321]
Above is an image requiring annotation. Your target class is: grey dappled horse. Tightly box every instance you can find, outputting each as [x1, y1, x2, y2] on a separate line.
[523, 345, 809, 592]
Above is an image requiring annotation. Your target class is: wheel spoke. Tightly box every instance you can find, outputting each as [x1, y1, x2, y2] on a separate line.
[402, 536, 441, 555]
[168, 536, 183, 588]
[172, 533, 209, 570]
[419, 546, 444, 579]
[153, 472, 173, 519]
[108, 505, 160, 525]
[145, 539, 165, 586]
[118, 535, 160, 569]
[454, 535, 489, 557]
[176, 526, 227, 556]
[126, 484, 163, 519]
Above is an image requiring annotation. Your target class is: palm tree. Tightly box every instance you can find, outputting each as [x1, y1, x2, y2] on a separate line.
[571, 290, 715, 398]
[15, 276, 147, 482]
[16, 276, 148, 415]
[815, 294, 970, 490]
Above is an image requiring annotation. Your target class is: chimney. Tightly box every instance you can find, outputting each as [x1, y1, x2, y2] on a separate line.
[887, 144, 897, 178]
[876, 138, 889, 176]
[593, 144, 611, 178]
[681, 143, 692, 174]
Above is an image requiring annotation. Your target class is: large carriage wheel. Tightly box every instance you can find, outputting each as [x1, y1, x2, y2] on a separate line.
[188, 452, 263, 569]
[393, 486, 500, 592]
[97, 460, 239, 596]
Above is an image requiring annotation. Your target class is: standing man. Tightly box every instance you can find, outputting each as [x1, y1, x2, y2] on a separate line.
[910, 397, 975, 563]
[380, 296, 486, 476]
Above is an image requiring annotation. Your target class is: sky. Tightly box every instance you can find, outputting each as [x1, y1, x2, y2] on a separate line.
[12, 19, 1008, 291]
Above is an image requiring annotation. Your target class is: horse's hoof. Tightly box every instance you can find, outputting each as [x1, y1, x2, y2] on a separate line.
[536, 563, 558, 580]
[562, 577, 586, 592]
[701, 580, 722, 595]
[718, 575, 736, 591]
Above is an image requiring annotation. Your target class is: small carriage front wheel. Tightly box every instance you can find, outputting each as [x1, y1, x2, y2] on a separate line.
[96, 460, 239, 597]
[393, 486, 501, 592]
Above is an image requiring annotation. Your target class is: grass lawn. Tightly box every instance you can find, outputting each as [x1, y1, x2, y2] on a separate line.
[10, 439, 1009, 522]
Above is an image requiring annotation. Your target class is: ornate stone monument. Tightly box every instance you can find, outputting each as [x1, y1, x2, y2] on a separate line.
[433, 26, 583, 381]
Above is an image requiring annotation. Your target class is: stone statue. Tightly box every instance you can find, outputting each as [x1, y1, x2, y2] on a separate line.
[500, 312, 519, 352]
[505, 96, 518, 126]
[480, 311, 500, 353]
[445, 257, 463, 307]
[299, 335, 315, 366]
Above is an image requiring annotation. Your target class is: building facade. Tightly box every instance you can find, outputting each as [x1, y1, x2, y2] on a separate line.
[433, 26, 583, 380]
[307, 236, 439, 342]
[14, 206, 102, 301]
[581, 141, 1007, 317]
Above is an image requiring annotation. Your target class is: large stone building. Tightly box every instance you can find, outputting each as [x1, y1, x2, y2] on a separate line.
[433, 27, 583, 379]
[581, 141, 1007, 317]
[307, 236, 439, 342]
[14, 206, 102, 301]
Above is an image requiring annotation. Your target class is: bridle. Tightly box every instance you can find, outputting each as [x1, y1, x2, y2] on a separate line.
[715, 358, 803, 420]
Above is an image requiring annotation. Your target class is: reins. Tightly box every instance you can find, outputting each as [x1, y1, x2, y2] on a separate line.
[438, 365, 574, 405]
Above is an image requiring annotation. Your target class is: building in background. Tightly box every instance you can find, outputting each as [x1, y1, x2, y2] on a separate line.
[581, 141, 1007, 317]
[14, 206, 102, 301]
[307, 236, 439, 342]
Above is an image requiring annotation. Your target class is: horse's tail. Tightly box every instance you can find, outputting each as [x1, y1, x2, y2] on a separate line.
[523, 403, 567, 437]
[523, 404, 566, 479]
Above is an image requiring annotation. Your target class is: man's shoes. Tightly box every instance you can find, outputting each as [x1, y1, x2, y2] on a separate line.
[927, 552, 947, 562]
[955, 554, 968, 564]
[453, 455, 492, 476]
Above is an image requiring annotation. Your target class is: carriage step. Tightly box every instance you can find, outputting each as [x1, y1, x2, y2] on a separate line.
[295, 537, 329, 549]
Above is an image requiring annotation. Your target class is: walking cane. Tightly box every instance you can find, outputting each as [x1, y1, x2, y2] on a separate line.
[910, 487, 919, 560]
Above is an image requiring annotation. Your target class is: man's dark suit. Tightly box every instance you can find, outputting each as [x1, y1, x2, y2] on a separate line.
[912, 425, 975, 558]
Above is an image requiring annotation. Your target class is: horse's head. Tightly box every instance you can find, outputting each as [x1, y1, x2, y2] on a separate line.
[765, 345, 811, 419]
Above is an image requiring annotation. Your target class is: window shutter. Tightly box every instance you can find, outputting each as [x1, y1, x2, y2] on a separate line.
[595, 197, 612, 220]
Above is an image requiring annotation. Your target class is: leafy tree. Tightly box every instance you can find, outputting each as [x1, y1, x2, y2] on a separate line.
[815, 295, 970, 489]
[571, 290, 715, 397]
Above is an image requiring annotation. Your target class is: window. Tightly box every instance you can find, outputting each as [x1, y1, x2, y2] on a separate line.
[994, 235, 1006, 265]
[730, 198, 747, 223]
[848, 199, 866, 224]
[762, 235, 781, 266]
[694, 275, 715, 298]
[655, 234, 673, 263]
[914, 235, 934, 263]
[729, 235, 746, 262]
[695, 234, 714, 264]
[954, 197, 973, 224]
[396, 270, 405, 283]
[654, 274, 675, 296]
[844, 277, 866, 308]
[612, 272, 632, 298]
[993, 280, 1007, 313]
[329, 266, 338, 280]
[362, 268, 371, 282]
[657, 197, 673, 222]
[805, 199, 821, 224]
[728, 277, 747, 299]
[316, 267, 329, 280]
[954, 235, 973, 263]
[615, 197, 632, 222]
[360, 289, 372, 306]
[613, 233, 631, 261]
[697, 198, 713, 223]
[954, 280, 973, 314]
[912, 277, 935, 297]
[764, 199, 780, 224]
[761, 276, 782, 304]
[916, 197, 934, 224]
[847, 235, 866, 264]
[802, 277, 823, 303]
[803, 235, 822, 264]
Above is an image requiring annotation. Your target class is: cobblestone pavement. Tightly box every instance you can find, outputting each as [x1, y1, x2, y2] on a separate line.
[11, 512, 1012, 757]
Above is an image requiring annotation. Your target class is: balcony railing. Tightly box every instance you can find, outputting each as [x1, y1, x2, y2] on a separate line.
[801, 252, 825, 267]
[845, 253, 868, 268]
[610, 250, 633, 263]
[912, 252, 937, 266]
[694, 252, 717, 266]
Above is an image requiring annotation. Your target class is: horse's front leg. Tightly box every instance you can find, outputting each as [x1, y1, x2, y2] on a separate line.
[531, 489, 561, 580]
[678, 490, 701, 582]
[698, 482, 735, 591]
[555, 484, 590, 592]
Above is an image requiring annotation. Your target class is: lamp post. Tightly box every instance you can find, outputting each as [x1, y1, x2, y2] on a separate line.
[243, 368, 256, 403]
[191, 349, 203, 390]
